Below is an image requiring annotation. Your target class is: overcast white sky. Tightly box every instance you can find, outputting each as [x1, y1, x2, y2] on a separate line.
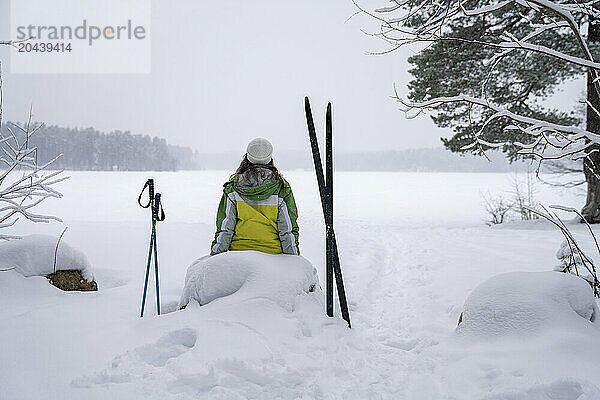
[0, 0, 451, 153]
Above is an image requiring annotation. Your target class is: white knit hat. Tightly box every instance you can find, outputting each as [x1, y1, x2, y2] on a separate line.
[246, 138, 273, 164]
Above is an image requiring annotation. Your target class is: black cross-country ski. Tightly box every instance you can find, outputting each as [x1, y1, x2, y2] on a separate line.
[304, 96, 351, 328]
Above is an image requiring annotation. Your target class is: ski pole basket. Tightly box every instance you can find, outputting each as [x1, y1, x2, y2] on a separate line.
[304, 97, 351, 328]
[138, 178, 166, 317]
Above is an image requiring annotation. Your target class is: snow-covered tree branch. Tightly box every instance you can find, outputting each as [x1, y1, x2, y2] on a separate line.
[0, 62, 67, 240]
[356, 0, 600, 221]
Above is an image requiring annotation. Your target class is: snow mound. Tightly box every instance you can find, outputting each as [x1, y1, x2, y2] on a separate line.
[458, 271, 598, 337]
[178, 251, 319, 309]
[0, 234, 93, 281]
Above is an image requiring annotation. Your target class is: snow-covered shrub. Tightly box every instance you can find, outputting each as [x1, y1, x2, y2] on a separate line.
[481, 192, 511, 226]
[178, 251, 319, 310]
[457, 272, 598, 338]
[527, 205, 600, 297]
[509, 169, 538, 221]
[555, 239, 589, 275]
[0, 234, 93, 281]
[554, 238, 599, 296]
[0, 68, 66, 240]
[481, 171, 539, 226]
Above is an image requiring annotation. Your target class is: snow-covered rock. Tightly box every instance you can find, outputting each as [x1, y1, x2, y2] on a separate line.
[178, 250, 320, 309]
[457, 271, 598, 337]
[0, 234, 93, 281]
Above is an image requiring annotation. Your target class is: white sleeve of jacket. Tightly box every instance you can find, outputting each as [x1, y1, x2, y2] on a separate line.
[210, 193, 237, 255]
[277, 197, 298, 255]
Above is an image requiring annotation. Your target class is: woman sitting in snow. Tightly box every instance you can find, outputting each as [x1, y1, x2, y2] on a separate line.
[210, 138, 300, 256]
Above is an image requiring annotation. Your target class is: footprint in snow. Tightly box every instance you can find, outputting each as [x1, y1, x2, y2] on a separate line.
[71, 328, 198, 388]
[135, 328, 197, 367]
[382, 338, 419, 351]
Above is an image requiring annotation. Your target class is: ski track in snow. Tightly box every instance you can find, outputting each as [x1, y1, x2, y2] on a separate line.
[341, 226, 447, 397]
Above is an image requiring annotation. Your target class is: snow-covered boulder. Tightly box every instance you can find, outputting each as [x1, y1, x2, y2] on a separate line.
[178, 251, 320, 309]
[0, 234, 93, 282]
[457, 271, 598, 337]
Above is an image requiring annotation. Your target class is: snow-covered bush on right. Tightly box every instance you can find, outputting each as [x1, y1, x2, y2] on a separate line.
[555, 239, 599, 288]
[457, 271, 598, 338]
[528, 205, 600, 297]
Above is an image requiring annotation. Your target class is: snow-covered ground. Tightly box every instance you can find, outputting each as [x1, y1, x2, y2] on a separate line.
[1, 170, 598, 399]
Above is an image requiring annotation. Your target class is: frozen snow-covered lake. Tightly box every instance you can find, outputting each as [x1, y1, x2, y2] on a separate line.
[30, 170, 584, 226]
[1, 170, 599, 399]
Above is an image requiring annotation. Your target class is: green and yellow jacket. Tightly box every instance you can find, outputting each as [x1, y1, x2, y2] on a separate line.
[210, 170, 300, 256]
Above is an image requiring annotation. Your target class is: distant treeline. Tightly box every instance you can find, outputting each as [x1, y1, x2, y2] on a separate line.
[1, 122, 531, 172]
[197, 148, 531, 173]
[1, 123, 201, 171]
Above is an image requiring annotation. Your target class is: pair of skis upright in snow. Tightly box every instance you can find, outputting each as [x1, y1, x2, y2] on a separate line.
[304, 97, 351, 328]
[138, 178, 165, 318]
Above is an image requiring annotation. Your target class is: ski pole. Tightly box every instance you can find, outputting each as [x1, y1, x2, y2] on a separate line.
[138, 179, 165, 318]
[153, 193, 162, 316]
[140, 230, 155, 317]
[139, 179, 154, 317]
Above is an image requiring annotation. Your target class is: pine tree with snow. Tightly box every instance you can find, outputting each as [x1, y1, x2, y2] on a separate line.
[358, 0, 600, 221]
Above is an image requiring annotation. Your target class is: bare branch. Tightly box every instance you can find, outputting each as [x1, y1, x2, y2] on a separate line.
[0, 66, 68, 240]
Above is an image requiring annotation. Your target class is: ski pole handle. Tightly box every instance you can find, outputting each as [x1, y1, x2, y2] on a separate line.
[148, 179, 155, 201]
[138, 178, 155, 209]
[153, 193, 160, 220]
[154, 193, 166, 222]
